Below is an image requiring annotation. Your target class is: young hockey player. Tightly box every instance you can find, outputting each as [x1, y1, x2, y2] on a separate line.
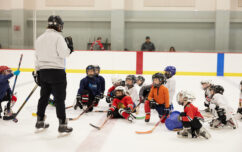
[106, 77, 124, 104]
[237, 81, 242, 119]
[208, 85, 237, 129]
[145, 73, 169, 122]
[136, 76, 145, 87]
[176, 90, 210, 139]
[93, 65, 105, 98]
[0, 66, 20, 119]
[201, 80, 213, 112]
[164, 66, 176, 111]
[125, 75, 139, 106]
[107, 86, 135, 122]
[75, 65, 102, 112]
[139, 84, 152, 103]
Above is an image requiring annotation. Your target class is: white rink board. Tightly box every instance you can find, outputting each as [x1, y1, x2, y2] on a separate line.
[224, 53, 242, 73]
[66, 51, 136, 71]
[143, 52, 218, 72]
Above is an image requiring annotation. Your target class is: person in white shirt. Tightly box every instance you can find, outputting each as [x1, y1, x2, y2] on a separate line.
[34, 15, 73, 133]
[125, 75, 139, 106]
[209, 85, 237, 129]
[164, 66, 176, 111]
[236, 80, 242, 119]
[200, 80, 213, 112]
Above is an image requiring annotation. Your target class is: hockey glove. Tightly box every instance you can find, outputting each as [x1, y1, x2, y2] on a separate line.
[124, 107, 132, 114]
[107, 109, 114, 117]
[180, 112, 186, 117]
[149, 99, 157, 109]
[106, 96, 112, 103]
[204, 102, 210, 108]
[74, 95, 82, 110]
[32, 71, 41, 86]
[100, 93, 104, 99]
[65, 36, 74, 53]
[76, 94, 81, 102]
[81, 94, 89, 104]
[164, 108, 170, 116]
[237, 108, 242, 115]
[13, 70, 20, 76]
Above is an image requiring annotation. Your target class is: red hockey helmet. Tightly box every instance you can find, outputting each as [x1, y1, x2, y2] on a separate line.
[0, 66, 11, 73]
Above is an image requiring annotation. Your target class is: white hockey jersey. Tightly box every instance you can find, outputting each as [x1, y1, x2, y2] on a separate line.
[164, 77, 176, 105]
[210, 93, 234, 120]
[204, 87, 212, 104]
[125, 86, 139, 105]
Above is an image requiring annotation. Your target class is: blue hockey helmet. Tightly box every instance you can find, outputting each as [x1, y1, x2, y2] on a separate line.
[164, 66, 176, 78]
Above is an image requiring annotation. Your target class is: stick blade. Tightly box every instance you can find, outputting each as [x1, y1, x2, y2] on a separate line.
[135, 130, 153, 134]
[68, 118, 75, 121]
[135, 116, 145, 120]
[32, 113, 37, 117]
[89, 123, 101, 130]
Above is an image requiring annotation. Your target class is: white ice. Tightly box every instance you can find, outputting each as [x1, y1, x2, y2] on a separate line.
[0, 72, 241, 152]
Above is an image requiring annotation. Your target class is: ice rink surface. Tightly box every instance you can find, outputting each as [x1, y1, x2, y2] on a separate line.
[0, 72, 241, 152]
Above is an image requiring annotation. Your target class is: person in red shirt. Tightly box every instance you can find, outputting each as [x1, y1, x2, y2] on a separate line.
[107, 86, 135, 122]
[106, 77, 125, 104]
[90, 37, 104, 50]
[176, 90, 210, 139]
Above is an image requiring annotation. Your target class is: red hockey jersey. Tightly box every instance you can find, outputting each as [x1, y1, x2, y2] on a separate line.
[110, 96, 134, 111]
[182, 103, 203, 122]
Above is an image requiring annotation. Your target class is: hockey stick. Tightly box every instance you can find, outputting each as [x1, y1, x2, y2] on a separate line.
[68, 104, 94, 121]
[4, 84, 38, 122]
[89, 101, 144, 130]
[89, 116, 112, 130]
[31, 105, 74, 117]
[135, 115, 166, 134]
[65, 105, 73, 109]
[6, 54, 23, 111]
[93, 110, 108, 112]
[11, 54, 23, 95]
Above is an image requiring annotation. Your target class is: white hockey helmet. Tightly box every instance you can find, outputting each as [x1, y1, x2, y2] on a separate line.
[176, 90, 196, 105]
[201, 80, 212, 85]
[114, 86, 126, 96]
[111, 77, 122, 85]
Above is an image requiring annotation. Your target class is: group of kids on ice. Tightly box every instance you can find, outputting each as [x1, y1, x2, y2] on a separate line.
[1, 64, 242, 139]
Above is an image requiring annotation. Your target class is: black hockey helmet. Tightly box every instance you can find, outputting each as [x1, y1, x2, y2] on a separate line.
[210, 85, 224, 95]
[93, 65, 100, 73]
[48, 15, 64, 32]
[240, 80, 242, 85]
[126, 75, 136, 84]
[136, 75, 145, 86]
[137, 75, 145, 82]
[86, 65, 95, 77]
[152, 73, 166, 87]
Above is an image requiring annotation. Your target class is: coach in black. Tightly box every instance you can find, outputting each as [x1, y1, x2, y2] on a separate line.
[34, 15, 73, 133]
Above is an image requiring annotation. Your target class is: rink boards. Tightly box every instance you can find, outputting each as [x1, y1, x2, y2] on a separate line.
[0, 49, 241, 77]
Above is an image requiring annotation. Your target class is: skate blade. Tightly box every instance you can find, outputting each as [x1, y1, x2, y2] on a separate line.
[3, 115, 15, 120]
[34, 128, 48, 133]
[57, 132, 72, 138]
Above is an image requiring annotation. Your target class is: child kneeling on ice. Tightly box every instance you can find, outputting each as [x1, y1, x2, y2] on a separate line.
[176, 90, 211, 139]
[0, 66, 20, 119]
[107, 86, 135, 122]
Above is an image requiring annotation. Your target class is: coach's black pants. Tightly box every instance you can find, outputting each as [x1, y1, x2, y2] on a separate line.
[37, 69, 67, 121]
